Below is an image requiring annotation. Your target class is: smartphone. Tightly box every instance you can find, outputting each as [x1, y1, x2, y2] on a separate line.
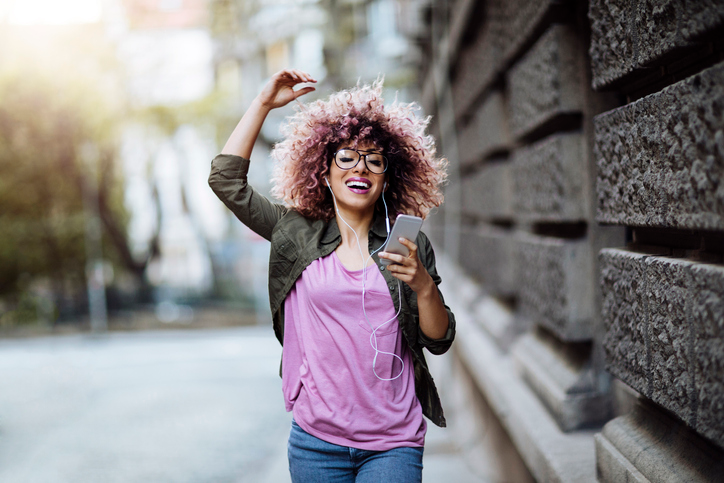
[380, 214, 423, 265]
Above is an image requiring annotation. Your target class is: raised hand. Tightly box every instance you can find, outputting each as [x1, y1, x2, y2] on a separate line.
[258, 69, 317, 110]
[221, 68, 316, 157]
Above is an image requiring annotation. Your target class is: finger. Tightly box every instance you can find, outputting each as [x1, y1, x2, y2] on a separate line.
[398, 237, 418, 256]
[276, 69, 296, 81]
[389, 264, 415, 277]
[285, 69, 300, 81]
[291, 69, 308, 81]
[290, 69, 316, 83]
[388, 269, 414, 284]
[293, 86, 316, 99]
[379, 252, 408, 265]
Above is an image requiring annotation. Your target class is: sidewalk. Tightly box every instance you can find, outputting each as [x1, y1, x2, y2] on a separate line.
[0, 326, 482, 482]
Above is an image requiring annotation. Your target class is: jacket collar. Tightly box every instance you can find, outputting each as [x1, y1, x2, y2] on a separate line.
[320, 211, 390, 245]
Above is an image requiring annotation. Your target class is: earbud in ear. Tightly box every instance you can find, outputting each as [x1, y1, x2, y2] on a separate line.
[325, 177, 330, 187]
[383, 181, 387, 190]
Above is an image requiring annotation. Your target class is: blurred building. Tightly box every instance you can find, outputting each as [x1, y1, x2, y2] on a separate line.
[112, 0, 222, 303]
[418, 1, 724, 481]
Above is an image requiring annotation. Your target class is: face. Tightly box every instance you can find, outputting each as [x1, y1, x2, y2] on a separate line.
[328, 140, 387, 219]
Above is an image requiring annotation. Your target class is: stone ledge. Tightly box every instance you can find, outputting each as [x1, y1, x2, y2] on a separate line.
[471, 296, 526, 350]
[437, 257, 597, 483]
[595, 61, 724, 230]
[507, 25, 585, 141]
[513, 133, 589, 222]
[512, 331, 611, 432]
[595, 399, 724, 482]
[600, 248, 724, 448]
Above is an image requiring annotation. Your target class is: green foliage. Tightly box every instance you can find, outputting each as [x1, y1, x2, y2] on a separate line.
[0, 30, 128, 315]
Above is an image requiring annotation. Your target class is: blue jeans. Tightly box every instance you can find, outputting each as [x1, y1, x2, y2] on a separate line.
[287, 420, 424, 482]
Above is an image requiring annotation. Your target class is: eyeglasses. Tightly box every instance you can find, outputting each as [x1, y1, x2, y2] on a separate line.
[333, 149, 388, 174]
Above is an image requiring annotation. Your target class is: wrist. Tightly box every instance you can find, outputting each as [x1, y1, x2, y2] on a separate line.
[415, 274, 437, 299]
[252, 96, 273, 115]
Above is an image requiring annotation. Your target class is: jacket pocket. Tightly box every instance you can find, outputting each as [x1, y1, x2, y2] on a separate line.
[269, 231, 297, 283]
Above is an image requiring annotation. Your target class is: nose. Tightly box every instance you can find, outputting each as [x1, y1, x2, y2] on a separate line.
[353, 156, 369, 174]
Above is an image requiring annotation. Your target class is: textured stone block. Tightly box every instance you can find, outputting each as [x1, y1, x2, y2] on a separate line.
[599, 249, 650, 393]
[635, 0, 681, 68]
[507, 25, 584, 141]
[588, 0, 636, 90]
[516, 234, 595, 341]
[691, 262, 724, 447]
[600, 248, 724, 447]
[589, 0, 724, 89]
[461, 162, 513, 220]
[512, 331, 611, 432]
[459, 224, 515, 297]
[595, 399, 724, 482]
[646, 256, 696, 421]
[451, 0, 558, 117]
[596, 62, 724, 230]
[452, 24, 500, 115]
[458, 92, 510, 166]
[498, 0, 558, 65]
[513, 133, 589, 222]
[681, 0, 724, 41]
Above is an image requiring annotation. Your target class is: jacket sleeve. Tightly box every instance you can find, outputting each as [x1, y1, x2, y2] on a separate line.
[415, 232, 456, 355]
[208, 153, 288, 241]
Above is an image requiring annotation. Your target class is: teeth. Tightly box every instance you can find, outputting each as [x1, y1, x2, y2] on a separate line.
[346, 181, 370, 189]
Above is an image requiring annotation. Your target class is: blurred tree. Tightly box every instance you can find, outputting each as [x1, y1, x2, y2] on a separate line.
[0, 19, 188, 326]
[0, 68, 139, 324]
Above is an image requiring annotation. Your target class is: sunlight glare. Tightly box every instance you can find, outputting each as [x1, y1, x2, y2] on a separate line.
[8, 0, 102, 25]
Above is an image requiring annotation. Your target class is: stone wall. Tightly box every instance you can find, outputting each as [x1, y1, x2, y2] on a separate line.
[420, 0, 724, 480]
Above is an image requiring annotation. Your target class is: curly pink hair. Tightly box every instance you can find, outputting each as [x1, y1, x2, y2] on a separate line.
[270, 79, 447, 221]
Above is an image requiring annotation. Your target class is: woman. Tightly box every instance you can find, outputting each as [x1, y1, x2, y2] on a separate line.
[208, 68, 455, 482]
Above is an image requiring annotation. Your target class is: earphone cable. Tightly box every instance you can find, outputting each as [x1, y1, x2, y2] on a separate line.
[326, 177, 404, 381]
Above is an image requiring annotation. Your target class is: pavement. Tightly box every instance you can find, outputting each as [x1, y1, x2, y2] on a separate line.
[0, 326, 482, 482]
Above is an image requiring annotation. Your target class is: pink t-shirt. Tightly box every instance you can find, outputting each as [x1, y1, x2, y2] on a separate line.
[282, 251, 426, 451]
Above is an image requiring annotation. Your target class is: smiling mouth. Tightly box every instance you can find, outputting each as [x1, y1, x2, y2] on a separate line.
[346, 179, 371, 191]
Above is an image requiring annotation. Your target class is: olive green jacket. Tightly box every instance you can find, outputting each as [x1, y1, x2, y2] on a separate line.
[208, 153, 455, 427]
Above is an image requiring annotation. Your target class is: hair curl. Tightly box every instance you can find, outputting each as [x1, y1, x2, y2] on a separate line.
[270, 79, 447, 221]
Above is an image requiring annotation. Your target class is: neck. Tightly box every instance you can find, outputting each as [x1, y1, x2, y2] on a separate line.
[334, 207, 374, 246]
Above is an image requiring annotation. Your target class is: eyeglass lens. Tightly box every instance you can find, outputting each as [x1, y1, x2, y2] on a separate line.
[335, 149, 387, 174]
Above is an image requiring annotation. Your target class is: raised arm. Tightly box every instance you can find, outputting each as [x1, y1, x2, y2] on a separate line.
[210, 69, 317, 240]
[222, 69, 316, 158]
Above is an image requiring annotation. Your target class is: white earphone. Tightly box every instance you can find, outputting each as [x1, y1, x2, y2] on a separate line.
[324, 175, 402, 381]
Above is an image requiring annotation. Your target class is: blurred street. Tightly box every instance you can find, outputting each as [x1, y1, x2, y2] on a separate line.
[0, 326, 481, 483]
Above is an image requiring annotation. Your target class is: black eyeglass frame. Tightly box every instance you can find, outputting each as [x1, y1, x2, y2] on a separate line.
[332, 148, 389, 174]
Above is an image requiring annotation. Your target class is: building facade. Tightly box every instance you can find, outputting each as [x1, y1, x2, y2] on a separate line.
[418, 0, 724, 481]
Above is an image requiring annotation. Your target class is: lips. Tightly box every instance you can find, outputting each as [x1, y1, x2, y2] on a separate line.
[345, 177, 372, 193]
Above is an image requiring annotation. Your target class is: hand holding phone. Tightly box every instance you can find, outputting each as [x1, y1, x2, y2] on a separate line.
[380, 214, 423, 265]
